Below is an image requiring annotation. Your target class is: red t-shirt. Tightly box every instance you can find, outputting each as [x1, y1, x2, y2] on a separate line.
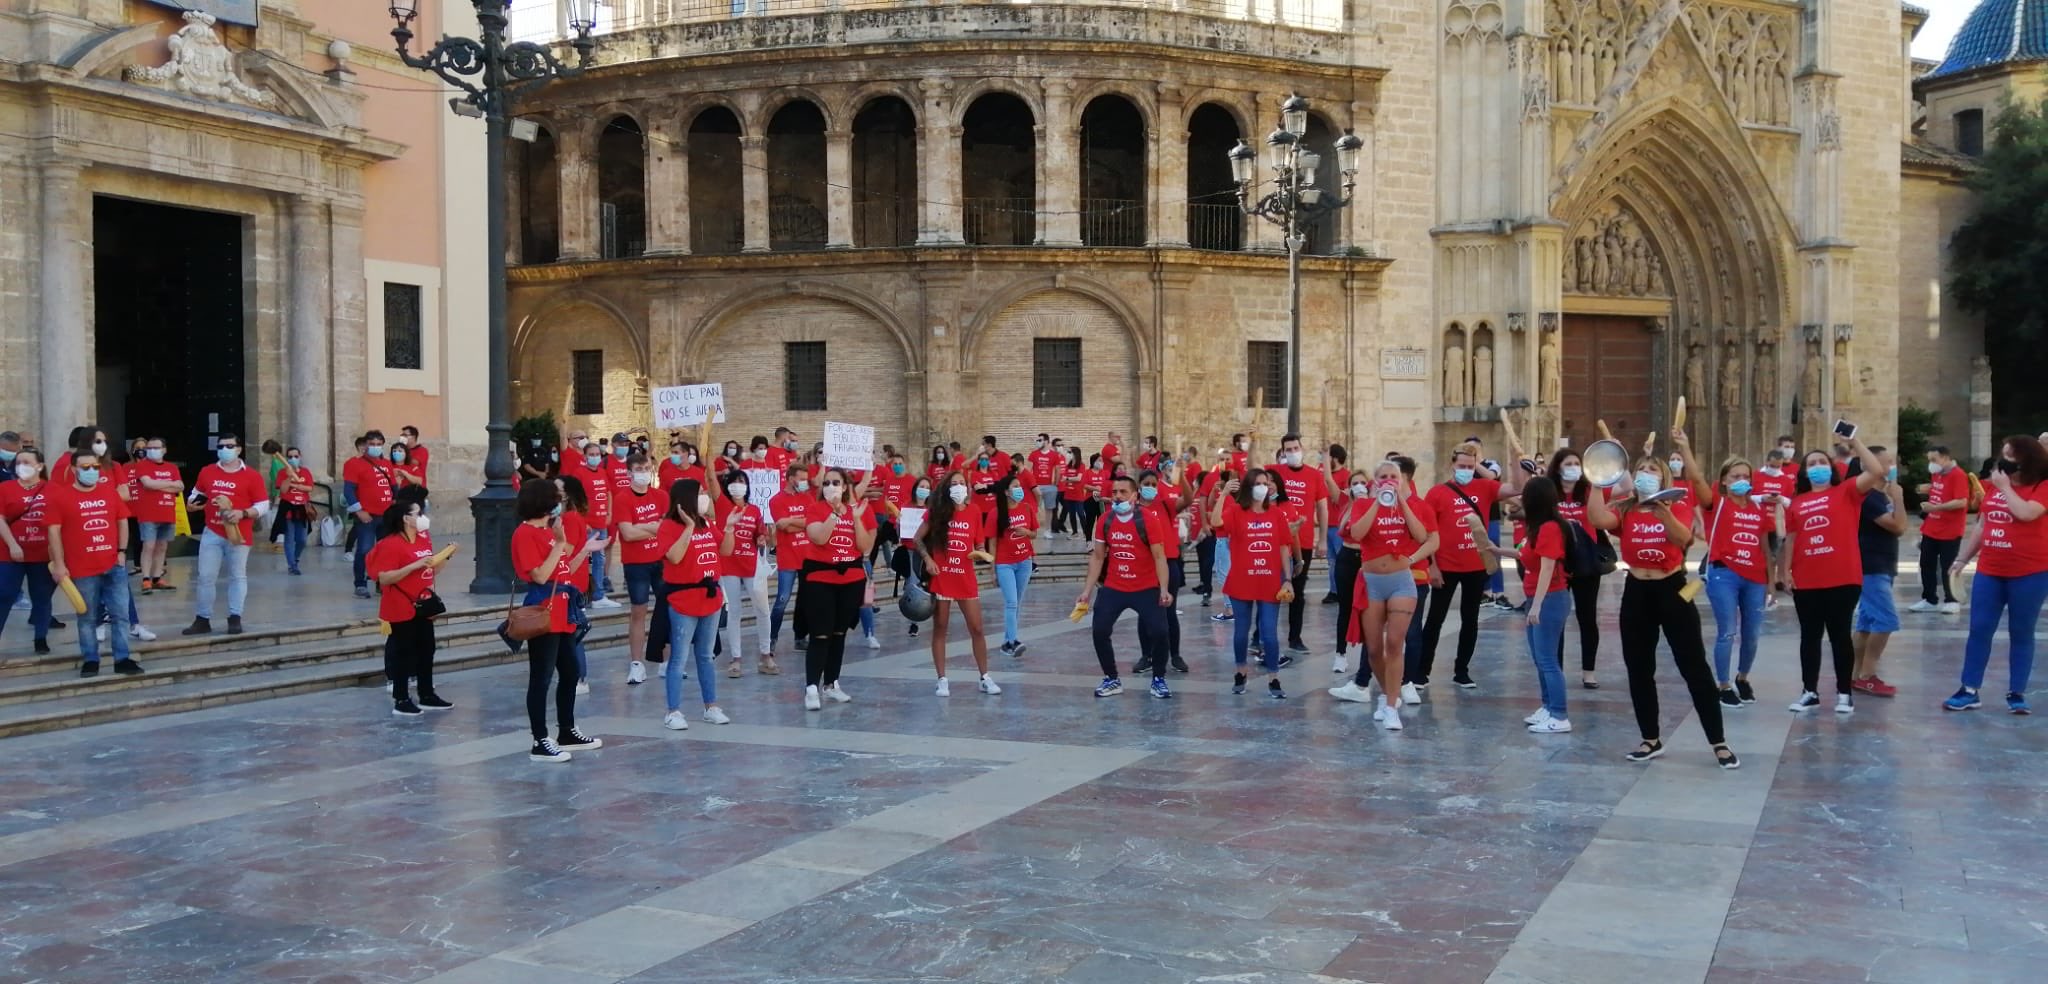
[1922, 467, 1969, 540]
[44, 483, 130, 579]
[343, 455, 397, 516]
[1269, 464, 1328, 549]
[1060, 466, 1091, 502]
[1617, 500, 1693, 573]
[1706, 496, 1771, 584]
[1751, 468, 1797, 506]
[1222, 507, 1290, 601]
[928, 502, 985, 600]
[881, 472, 917, 509]
[1137, 450, 1161, 472]
[991, 499, 1038, 564]
[663, 522, 726, 617]
[510, 523, 575, 635]
[1977, 482, 2048, 577]
[408, 443, 432, 473]
[560, 511, 593, 591]
[1787, 481, 1863, 589]
[803, 502, 876, 584]
[1424, 478, 1500, 574]
[130, 462, 184, 522]
[1096, 508, 1168, 593]
[366, 531, 437, 624]
[1088, 467, 1113, 499]
[657, 458, 708, 495]
[1028, 449, 1060, 489]
[0, 479, 51, 564]
[1358, 494, 1427, 563]
[1102, 443, 1122, 468]
[1519, 521, 1567, 596]
[615, 487, 670, 565]
[393, 459, 427, 491]
[765, 446, 797, 476]
[560, 455, 612, 526]
[1556, 485, 1607, 536]
[272, 464, 312, 508]
[770, 490, 814, 571]
[1335, 497, 1369, 549]
[605, 457, 634, 516]
[717, 500, 765, 578]
[193, 463, 268, 541]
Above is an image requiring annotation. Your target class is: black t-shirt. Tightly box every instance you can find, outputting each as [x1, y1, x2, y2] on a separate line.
[1858, 489, 1899, 575]
[519, 443, 556, 478]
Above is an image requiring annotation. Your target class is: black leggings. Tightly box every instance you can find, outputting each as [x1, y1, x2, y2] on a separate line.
[1557, 573, 1603, 672]
[1166, 556, 1185, 660]
[800, 577, 864, 687]
[1196, 533, 1216, 593]
[1618, 575, 1724, 746]
[1331, 547, 1362, 654]
[1792, 584, 1861, 695]
[1416, 569, 1489, 681]
[1919, 536, 1960, 604]
[384, 616, 437, 700]
[1287, 557, 1313, 644]
[526, 632, 578, 740]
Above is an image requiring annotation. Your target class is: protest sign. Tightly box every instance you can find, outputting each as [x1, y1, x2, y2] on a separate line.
[653, 383, 725, 430]
[821, 421, 874, 471]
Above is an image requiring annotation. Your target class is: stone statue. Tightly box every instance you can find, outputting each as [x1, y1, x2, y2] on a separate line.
[1603, 227, 1624, 291]
[1719, 337, 1744, 408]
[1684, 340, 1708, 408]
[1800, 339, 1824, 417]
[1833, 335, 1853, 407]
[1755, 334, 1777, 405]
[1444, 341, 1468, 407]
[1473, 344, 1495, 406]
[124, 11, 271, 107]
[1539, 332, 1562, 406]
[1588, 233, 1608, 292]
[1555, 40, 1575, 104]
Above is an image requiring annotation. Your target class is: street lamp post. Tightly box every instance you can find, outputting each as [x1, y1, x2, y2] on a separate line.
[1231, 94, 1362, 437]
[388, 0, 596, 594]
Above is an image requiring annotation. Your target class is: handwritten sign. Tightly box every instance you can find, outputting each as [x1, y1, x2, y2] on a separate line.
[821, 421, 874, 471]
[1380, 348, 1428, 380]
[652, 383, 725, 430]
[898, 506, 927, 542]
[744, 468, 779, 510]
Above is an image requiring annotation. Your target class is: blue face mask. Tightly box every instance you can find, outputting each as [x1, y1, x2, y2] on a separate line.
[586, 454, 603, 470]
[366, 445, 386, 459]
[1728, 479, 1752, 497]
[0, 449, 15, 463]
[1139, 486, 1158, 502]
[1886, 465, 1898, 482]
[1633, 473, 1661, 499]
[76, 467, 100, 487]
[613, 446, 629, 460]
[1008, 486, 1026, 503]
[1454, 468, 1475, 485]
[146, 448, 166, 462]
[217, 447, 240, 465]
[549, 503, 563, 518]
[893, 463, 906, 475]
[1806, 465, 1833, 486]
[914, 487, 930, 503]
[1112, 500, 1135, 516]
[669, 453, 684, 467]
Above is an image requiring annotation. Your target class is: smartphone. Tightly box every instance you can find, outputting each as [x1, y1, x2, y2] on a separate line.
[1833, 418, 1857, 440]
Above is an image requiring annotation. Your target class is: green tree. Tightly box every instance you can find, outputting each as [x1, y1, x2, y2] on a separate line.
[1896, 402, 1942, 510]
[1949, 96, 2048, 433]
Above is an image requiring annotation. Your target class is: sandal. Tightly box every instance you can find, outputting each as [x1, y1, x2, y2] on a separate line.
[1713, 744, 1740, 770]
[1625, 739, 1665, 763]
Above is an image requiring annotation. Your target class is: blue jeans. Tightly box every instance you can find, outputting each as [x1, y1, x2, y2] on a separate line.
[194, 528, 250, 619]
[1961, 570, 2048, 693]
[1213, 536, 1232, 587]
[0, 561, 55, 642]
[995, 560, 1033, 643]
[588, 553, 608, 602]
[1324, 529, 1344, 592]
[1230, 597, 1281, 672]
[1091, 585, 1165, 679]
[665, 610, 720, 711]
[769, 567, 799, 645]
[281, 516, 307, 573]
[73, 570, 131, 663]
[1854, 574, 1900, 633]
[1486, 520, 1504, 593]
[1525, 589, 1572, 718]
[1706, 565, 1767, 684]
[351, 518, 376, 588]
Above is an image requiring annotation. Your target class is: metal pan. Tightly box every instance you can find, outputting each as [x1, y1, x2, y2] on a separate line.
[1582, 440, 1630, 489]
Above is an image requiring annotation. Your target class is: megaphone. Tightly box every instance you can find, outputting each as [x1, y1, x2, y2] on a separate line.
[1582, 440, 1629, 489]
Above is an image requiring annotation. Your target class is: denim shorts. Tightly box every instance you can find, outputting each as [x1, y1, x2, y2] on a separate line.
[624, 561, 662, 606]
[137, 522, 176, 543]
[1360, 569, 1418, 603]
[1853, 574, 1900, 633]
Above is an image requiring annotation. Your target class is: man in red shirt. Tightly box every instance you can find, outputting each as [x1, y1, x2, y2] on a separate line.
[1101, 432, 1123, 472]
[767, 461, 814, 653]
[1414, 446, 1503, 689]
[765, 427, 800, 475]
[44, 449, 139, 675]
[1078, 476, 1174, 700]
[1752, 447, 1798, 605]
[1027, 433, 1061, 533]
[130, 436, 184, 593]
[1269, 433, 1331, 656]
[615, 453, 670, 685]
[182, 435, 270, 636]
[588, 431, 635, 609]
[1914, 444, 1970, 613]
[343, 430, 397, 599]
[558, 429, 615, 606]
[399, 425, 431, 490]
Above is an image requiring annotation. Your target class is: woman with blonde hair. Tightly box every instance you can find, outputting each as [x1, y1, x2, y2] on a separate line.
[1678, 431, 1782, 706]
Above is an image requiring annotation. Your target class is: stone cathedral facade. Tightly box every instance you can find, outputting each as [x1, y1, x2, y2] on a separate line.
[505, 0, 1991, 472]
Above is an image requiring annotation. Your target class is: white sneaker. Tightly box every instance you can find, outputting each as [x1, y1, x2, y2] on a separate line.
[1332, 653, 1349, 675]
[574, 680, 590, 696]
[803, 685, 823, 711]
[627, 660, 647, 685]
[1907, 599, 1938, 613]
[1373, 703, 1387, 721]
[1382, 704, 1404, 730]
[1524, 706, 1552, 726]
[1400, 683, 1422, 705]
[1529, 717, 1573, 733]
[824, 683, 852, 703]
[96, 624, 108, 643]
[589, 597, 623, 610]
[1835, 694, 1855, 715]
[663, 710, 689, 730]
[702, 706, 731, 725]
[935, 677, 951, 697]
[1789, 691, 1821, 712]
[865, 634, 881, 650]
[1941, 601, 1962, 615]
[978, 675, 1001, 695]
[1329, 681, 1371, 703]
[130, 625, 157, 641]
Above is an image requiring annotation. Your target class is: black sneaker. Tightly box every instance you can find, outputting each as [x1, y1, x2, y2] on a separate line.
[530, 738, 571, 763]
[1715, 745, 1741, 770]
[1132, 659, 1153, 676]
[1009, 642, 1027, 658]
[1275, 654, 1295, 669]
[113, 659, 144, 676]
[1170, 656, 1190, 674]
[180, 617, 211, 636]
[393, 698, 423, 717]
[1453, 674, 1477, 689]
[557, 727, 603, 751]
[417, 694, 453, 710]
[907, 624, 919, 637]
[226, 616, 244, 635]
[1735, 679, 1756, 704]
[1232, 672, 1247, 695]
[1625, 740, 1666, 763]
[79, 661, 99, 678]
[1321, 593, 1339, 605]
[34, 639, 50, 655]
[1269, 679, 1288, 700]
[1718, 687, 1743, 708]
[353, 585, 372, 599]
[49, 619, 65, 630]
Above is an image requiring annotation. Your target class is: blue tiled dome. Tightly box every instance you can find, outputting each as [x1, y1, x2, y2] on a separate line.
[1925, 0, 2048, 81]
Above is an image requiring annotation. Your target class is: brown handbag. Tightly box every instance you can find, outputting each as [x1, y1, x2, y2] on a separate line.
[505, 584, 559, 641]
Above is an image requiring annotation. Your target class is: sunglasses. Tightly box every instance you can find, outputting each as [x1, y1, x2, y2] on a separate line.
[821, 480, 845, 488]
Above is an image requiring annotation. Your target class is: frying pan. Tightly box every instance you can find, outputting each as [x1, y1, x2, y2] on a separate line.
[1582, 440, 1629, 489]
[1641, 487, 1688, 506]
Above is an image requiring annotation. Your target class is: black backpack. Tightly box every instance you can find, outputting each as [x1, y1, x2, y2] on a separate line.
[1561, 520, 1605, 580]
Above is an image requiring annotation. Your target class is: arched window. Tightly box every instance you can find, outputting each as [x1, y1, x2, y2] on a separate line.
[851, 96, 918, 247]
[767, 100, 829, 251]
[961, 93, 1037, 246]
[687, 106, 742, 255]
[1186, 103, 1243, 251]
[1080, 95, 1146, 247]
[597, 115, 645, 259]
[515, 125, 558, 263]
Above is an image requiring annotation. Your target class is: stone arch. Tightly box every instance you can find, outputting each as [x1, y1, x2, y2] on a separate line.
[587, 101, 647, 134]
[688, 286, 915, 447]
[688, 280, 919, 375]
[845, 82, 925, 128]
[758, 86, 842, 135]
[967, 287, 1142, 445]
[512, 293, 647, 434]
[961, 275, 1153, 375]
[1178, 90, 1256, 135]
[672, 93, 751, 137]
[949, 79, 1044, 128]
[1071, 80, 1158, 131]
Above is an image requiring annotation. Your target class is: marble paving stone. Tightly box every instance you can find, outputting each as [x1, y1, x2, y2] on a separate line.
[1561, 838, 1748, 895]
[1515, 881, 1736, 962]
[1489, 941, 1710, 984]
[496, 906, 750, 978]
[636, 861, 864, 921]
[414, 955, 619, 984]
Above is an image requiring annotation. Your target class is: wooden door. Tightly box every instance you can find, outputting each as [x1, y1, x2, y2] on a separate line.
[1560, 314, 1656, 451]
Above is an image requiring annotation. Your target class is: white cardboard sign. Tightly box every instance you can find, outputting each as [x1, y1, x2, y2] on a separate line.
[743, 468, 779, 510]
[652, 383, 725, 429]
[898, 506, 926, 541]
[821, 421, 874, 471]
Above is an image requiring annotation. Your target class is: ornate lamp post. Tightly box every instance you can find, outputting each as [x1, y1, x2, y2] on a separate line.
[388, 0, 596, 593]
[1231, 93, 1362, 436]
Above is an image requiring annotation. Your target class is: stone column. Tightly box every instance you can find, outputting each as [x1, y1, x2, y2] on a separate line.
[557, 122, 598, 260]
[1039, 79, 1082, 246]
[288, 196, 334, 473]
[327, 203, 368, 473]
[740, 134, 770, 252]
[36, 159, 88, 441]
[918, 77, 961, 244]
[1153, 124, 1187, 248]
[825, 128, 854, 248]
[644, 112, 691, 255]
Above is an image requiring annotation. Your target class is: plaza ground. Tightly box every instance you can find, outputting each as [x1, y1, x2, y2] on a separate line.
[1, 550, 2044, 983]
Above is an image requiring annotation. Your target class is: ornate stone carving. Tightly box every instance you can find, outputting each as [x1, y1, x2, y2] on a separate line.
[1563, 205, 1666, 296]
[1816, 111, 1841, 150]
[1684, 338, 1707, 408]
[1718, 334, 1744, 407]
[1473, 343, 1495, 407]
[1507, 311, 1527, 332]
[1539, 331, 1562, 406]
[1546, 0, 1664, 105]
[1800, 337, 1824, 419]
[1678, 1, 1793, 126]
[1522, 71, 1551, 122]
[125, 11, 271, 107]
[1753, 324, 1777, 405]
[1444, 340, 1469, 407]
[1832, 333, 1853, 408]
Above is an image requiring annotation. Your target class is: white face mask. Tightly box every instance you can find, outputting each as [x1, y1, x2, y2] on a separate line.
[91, 441, 108, 456]
[1251, 484, 1271, 502]
[1667, 459, 1684, 476]
[412, 515, 431, 534]
[14, 464, 35, 481]
[697, 494, 714, 514]
[822, 483, 843, 502]
[1283, 451, 1303, 467]
[1350, 483, 1370, 499]
[1927, 462, 1943, 474]
[630, 471, 652, 490]
[1238, 441, 1250, 452]
[1560, 465, 1583, 484]
[794, 479, 810, 493]
[727, 482, 746, 498]
[1760, 465, 1781, 477]
[948, 485, 969, 505]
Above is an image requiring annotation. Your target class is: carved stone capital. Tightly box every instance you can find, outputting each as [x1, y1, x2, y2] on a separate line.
[1506, 312, 1527, 332]
[1539, 312, 1560, 333]
[1800, 323, 1822, 343]
[1832, 323, 1854, 342]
